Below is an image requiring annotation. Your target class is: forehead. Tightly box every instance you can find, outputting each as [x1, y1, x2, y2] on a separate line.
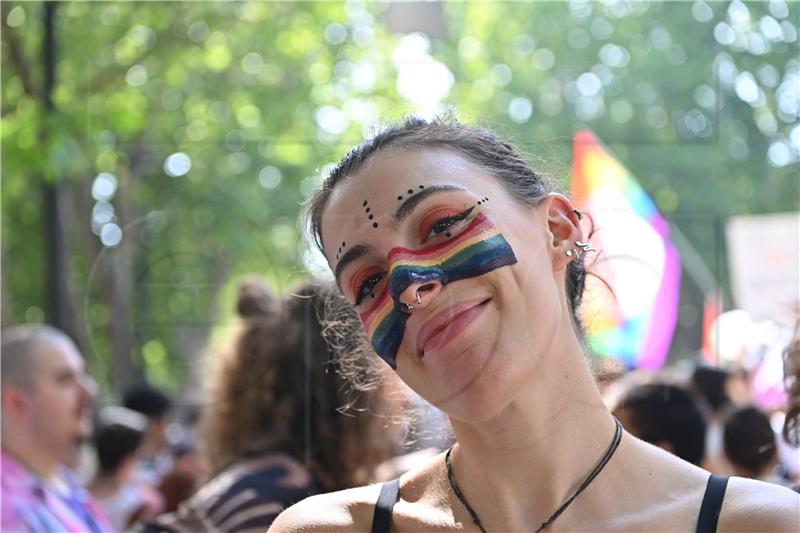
[321, 148, 500, 253]
[34, 338, 84, 375]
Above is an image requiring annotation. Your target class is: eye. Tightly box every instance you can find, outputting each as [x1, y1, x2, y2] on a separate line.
[355, 273, 384, 305]
[420, 206, 475, 242]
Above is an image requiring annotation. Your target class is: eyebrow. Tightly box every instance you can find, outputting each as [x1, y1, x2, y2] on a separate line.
[333, 184, 466, 288]
[334, 243, 372, 288]
[392, 184, 465, 226]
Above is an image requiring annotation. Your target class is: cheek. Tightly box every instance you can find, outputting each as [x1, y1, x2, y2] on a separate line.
[503, 257, 563, 339]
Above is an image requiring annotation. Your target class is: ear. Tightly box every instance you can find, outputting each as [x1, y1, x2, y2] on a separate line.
[2, 385, 30, 423]
[543, 193, 584, 270]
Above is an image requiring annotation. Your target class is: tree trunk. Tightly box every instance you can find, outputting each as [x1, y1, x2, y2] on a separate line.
[41, 1, 78, 344]
[108, 154, 146, 391]
[1, 245, 13, 327]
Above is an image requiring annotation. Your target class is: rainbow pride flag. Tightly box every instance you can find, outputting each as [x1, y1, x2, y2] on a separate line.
[571, 130, 681, 369]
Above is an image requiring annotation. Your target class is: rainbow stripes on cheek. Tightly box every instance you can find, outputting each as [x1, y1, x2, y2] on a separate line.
[358, 212, 517, 368]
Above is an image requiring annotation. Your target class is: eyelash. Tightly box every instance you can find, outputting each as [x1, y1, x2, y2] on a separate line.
[355, 273, 383, 306]
[423, 206, 474, 241]
[353, 206, 475, 305]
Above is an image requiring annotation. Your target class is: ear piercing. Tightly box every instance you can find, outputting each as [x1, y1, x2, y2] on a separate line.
[573, 209, 584, 220]
[566, 241, 597, 259]
[415, 291, 422, 305]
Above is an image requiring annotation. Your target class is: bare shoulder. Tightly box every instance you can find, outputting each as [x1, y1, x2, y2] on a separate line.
[718, 477, 800, 532]
[268, 484, 382, 533]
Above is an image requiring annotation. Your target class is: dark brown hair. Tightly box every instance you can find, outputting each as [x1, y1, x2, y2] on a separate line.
[307, 116, 589, 356]
[783, 317, 800, 447]
[199, 277, 396, 491]
[724, 405, 777, 474]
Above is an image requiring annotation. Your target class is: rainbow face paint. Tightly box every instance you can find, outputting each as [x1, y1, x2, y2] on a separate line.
[358, 212, 517, 368]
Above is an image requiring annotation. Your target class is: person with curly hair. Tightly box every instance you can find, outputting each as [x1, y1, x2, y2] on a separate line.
[143, 279, 396, 532]
[271, 116, 799, 532]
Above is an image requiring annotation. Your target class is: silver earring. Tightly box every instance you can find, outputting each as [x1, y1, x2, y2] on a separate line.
[415, 291, 422, 305]
[565, 250, 574, 257]
[575, 240, 597, 253]
[401, 302, 414, 314]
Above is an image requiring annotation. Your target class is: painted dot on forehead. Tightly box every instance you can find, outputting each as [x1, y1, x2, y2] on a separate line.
[363, 200, 368, 206]
[397, 195, 403, 201]
[373, 222, 378, 228]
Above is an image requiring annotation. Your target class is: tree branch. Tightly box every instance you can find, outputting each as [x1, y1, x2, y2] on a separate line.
[1, 3, 39, 98]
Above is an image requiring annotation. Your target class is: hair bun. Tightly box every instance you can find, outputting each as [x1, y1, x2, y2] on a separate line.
[236, 277, 277, 318]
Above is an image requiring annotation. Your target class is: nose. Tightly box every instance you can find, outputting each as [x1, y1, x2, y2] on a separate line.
[79, 373, 98, 399]
[398, 281, 443, 312]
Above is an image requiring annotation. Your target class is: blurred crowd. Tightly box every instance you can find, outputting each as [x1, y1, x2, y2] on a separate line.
[2, 277, 798, 532]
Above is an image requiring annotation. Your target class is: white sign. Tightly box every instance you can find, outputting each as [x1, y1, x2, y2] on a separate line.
[726, 212, 800, 322]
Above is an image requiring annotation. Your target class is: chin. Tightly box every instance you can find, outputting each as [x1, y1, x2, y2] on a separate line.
[432, 361, 513, 423]
[444, 350, 534, 424]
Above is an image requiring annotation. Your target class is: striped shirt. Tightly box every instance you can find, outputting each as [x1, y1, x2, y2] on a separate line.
[1, 451, 111, 533]
[141, 455, 318, 533]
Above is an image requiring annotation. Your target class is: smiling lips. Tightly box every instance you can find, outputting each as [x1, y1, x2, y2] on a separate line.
[416, 297, 491, 357]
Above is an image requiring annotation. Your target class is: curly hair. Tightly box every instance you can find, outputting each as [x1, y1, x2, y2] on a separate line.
[783, 317, 800, 447]
[199, 278, 397, 491]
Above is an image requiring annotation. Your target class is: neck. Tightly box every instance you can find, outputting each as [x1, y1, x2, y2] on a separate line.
[448, 340, 618, 529]
[139, 430, 162, 460]
[90, 472, 123, 496]
[2, 439, 62, 481]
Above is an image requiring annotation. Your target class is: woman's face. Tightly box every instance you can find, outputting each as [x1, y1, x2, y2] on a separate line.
[321, 148, 579, 422]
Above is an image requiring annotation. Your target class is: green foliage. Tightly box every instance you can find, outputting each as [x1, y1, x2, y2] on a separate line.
[2, 1, 797, 389]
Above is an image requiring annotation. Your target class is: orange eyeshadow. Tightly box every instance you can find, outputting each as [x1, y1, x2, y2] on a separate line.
[417, 205, 464, 241]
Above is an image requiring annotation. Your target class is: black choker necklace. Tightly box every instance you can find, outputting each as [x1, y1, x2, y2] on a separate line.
[445, 417, 623, 533]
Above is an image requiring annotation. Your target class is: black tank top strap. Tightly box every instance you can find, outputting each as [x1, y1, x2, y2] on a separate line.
[371, 478, 400, 533]
[696, 474, 729, 533]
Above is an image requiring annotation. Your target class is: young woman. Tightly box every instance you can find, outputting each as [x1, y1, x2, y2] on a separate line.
[270, 117, 798, 532]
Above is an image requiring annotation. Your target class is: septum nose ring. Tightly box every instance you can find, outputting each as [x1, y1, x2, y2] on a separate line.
[400, 292, 422, 314]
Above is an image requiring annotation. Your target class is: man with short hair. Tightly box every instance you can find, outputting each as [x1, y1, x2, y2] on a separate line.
[1, 325, 110, 532]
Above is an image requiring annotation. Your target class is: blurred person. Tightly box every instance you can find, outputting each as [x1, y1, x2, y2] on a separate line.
[690, 364, 734, 474]
[157, 444, 203, 513]
[613, 382, 707, 466]
[90, 407, 164, 531]
[784, 318, 800, 447]
[142, 278, 396, 532]
[691, 365, 733, 414]
[783, 316, 800, 491]
[1, 325, 111, 532]
[723, 406, 789, 486]
[123, 383, 175, 486]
